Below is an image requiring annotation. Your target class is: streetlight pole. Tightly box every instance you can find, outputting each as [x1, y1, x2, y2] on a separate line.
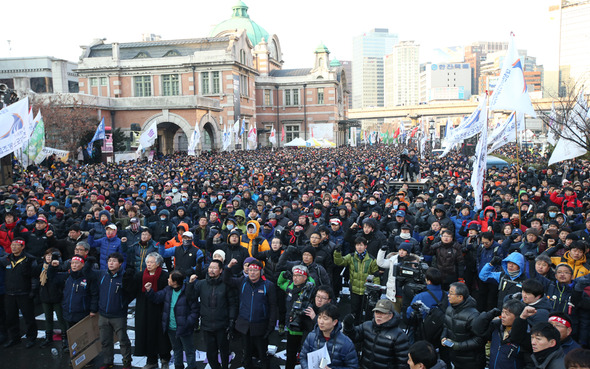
[429, 118, 435, 150]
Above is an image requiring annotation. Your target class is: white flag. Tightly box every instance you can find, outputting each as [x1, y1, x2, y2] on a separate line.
[269, 126, 277, 146]
[439, 96, 487, 157]
[247, 121, 257, 150]
[489, 34, 536, 117]
[548, 92, 588, 165]
[187, 125, 201, 156]
[222, 127, 232, 151]
[470, 105, 489, 211]
[139, 124, 158, 148]
[0, 97, 30, 158]
[487, 112, 525, 153]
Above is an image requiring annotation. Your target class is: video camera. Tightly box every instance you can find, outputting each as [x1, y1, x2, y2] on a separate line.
[396, 261, 428, 294]
[364, 275, 387, 312]
[288, 282, 315, 331]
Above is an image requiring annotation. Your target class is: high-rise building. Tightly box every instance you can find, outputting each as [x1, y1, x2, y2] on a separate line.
[384, 41, 419, 106]
[419, 62, 472, 103]
[339, 60, 353, 109]
[352, 28, 398, 108]
[464, 41, 508, 94]
[552, 0, 590, 95]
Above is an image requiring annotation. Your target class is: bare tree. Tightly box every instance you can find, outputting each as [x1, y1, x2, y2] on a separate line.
[29, 94, 99, 153]
[535, 79, 590, 152]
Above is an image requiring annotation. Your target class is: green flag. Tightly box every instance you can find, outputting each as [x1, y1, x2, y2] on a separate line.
[25, 111, 45, 164]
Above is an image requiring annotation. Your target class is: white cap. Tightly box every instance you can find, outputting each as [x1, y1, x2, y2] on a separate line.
[182, 231, 194, 239]
[106, 224, 117, 230]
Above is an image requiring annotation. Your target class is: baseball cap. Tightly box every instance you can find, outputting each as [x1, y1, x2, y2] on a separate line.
[373, 299, 394, 314]
[106, 224, 117, 230]
[395, 210, 406, 217]
[182, 231, 194, 239]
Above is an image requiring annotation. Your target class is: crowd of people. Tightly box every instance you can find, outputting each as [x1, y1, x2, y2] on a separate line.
[1, 143, 590, 369]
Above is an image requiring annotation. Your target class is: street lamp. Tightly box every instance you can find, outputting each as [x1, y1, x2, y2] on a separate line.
[428, 118, 435, 149]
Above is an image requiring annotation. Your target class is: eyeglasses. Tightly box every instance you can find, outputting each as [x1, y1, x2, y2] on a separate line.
[316, 295, 330, 301]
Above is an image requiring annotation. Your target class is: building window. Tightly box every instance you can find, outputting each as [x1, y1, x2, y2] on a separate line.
[162, 74, 179, 96]
[264, 89, 272, 106]
[317, 88, 324, 104]
[90, 77, 98, 87]
[100, 77, 108, 86]
[285, 89, 299, 106]
[201, 71, 220, 95]
[285, 124, 300, 142]
[134, 76, 152, 97]
[240, 49, 246, 64]
[212, 72, 220, 94]
[240, 75, 248, 96]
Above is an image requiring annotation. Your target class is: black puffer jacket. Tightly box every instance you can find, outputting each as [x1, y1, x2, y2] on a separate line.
[442, 296, 486, 369]
[187, 274, 238, 332]
[344, 313, 410, 369]
[423, 240, 464, 284]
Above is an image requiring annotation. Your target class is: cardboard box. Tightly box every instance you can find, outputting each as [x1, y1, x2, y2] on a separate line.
[67, 315, 101, 369]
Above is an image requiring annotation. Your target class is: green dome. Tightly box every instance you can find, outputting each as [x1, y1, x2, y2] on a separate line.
[330, 59, 341, 67]
[210, 1, 270, 46]
[315, 42, 330, 54]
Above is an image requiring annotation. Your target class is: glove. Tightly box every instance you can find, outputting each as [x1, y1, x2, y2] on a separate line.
[89, 229, 95, 236]
[524, 252, 536, 260]
[380, 245, 389, 252]
[461, 220, 467, 227]
[335, 244, 343, 253]
[489, 307, 501, 318]
[414, 225, 420, 233]
[509, 234, 518, 241]
[490, 256, 502, 267]
[283, 270, 293, 280]
[342, 313, 355, 329]
[253, 237, 261, 248]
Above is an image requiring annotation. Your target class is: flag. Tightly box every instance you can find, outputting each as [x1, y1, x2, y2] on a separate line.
[187, 125, 201, 156]
[439, 95, 487, 157]
[410, 127, 419, 138]
[393, 126, 400, 139]
[269, 126, 277, 146]
[281, 125, 285, 142]
[139, 124, 158, 149]
[487, 112, 524, 153]
[547, 103, 558, 146]
[548, 91, 588, 165]
[222, 126, 232, 151]
[247, 121, 257, 150]
[25, 111, 45, 163]
[470, 105, 489, 211]
[489, 33, 536, 117]
[87, 117, 105, 156]
[240, 118, 246, 137]
[0, 97, 31, 158]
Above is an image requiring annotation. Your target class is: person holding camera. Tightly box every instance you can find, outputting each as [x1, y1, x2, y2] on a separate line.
[277, 265, 316, 369]
[334, 237, 380, 324]
[343, 298, 410, 369]
[377, 242, 415, 312]
[406, 268, 447, 346]
[36, 248, 67, 348]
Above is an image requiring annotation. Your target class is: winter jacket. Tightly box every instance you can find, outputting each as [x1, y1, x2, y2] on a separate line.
[24, 225, 54, 259]
[276, 272, 316, 334]
[240, 220, 270, 257]
[223, 273, 278, 337]
[345, 228, 387, 258]
[376, 249, 400, 301]
[0, 219, 28, 252]
[80, 210, 112, 239]
[277, 249, 331, 287]
[301, 322, 358, 369]
[472, 312, 526, 369]
[159, 242, 204, 277]
[126, 239, 158, 272]
[442, 296, 486, 369]
[333, 250, 380, 295]
[344, 314, 409, 369]
[423, 240, 464, 283]
[406, 284, 447, 320]
[187, 274, 238, 332]
[550, 191, 582, 213]
[0, 252, 38, 295]
[476, 242, 505, 275]
[98, 268, 130, 318]
[550, 250, 590, 279]
[479, 252, 527, 308]
[50, 267, 98, 323]
[531, 347, 566, 369]
[147, 284, 198, 337]
[88, 233, 126, 270]
[251, 245, 283, 283]
[451, 211, 476, 243]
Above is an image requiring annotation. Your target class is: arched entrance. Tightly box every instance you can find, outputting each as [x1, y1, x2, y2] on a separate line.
[198, 114, 221, 151]
[142, 112, 193, 155]
[202, 123, 215, 151]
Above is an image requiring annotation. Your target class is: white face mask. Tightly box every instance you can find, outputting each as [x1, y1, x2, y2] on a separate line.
[400, 233, 411, 239]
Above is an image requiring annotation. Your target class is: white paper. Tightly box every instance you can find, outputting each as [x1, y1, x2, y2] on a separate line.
[307, 343, 331, 369]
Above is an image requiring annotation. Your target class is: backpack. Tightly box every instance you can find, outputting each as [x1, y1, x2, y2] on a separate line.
[416, 290, 448, 346]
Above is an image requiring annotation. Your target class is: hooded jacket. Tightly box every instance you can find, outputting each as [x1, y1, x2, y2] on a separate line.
[240, 220, 270, 257]
[81, 210, 112, 239]
[550, 191, 582, 213]
[301, 322, 358, 369]
[550, 251, 590, 279]
[479, 252, 527, 308]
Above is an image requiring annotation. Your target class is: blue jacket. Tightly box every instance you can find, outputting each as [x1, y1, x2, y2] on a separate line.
[147, 284, 198, 337]
[477, 242, 505, 275]
[88, 234, 126, 270]
[451, 212, 475, 243]
[487, 319, 525, 369]
[98, 269, 129, 318]
[406, 284, 447, 319]
[479, 252, 526, 284]
[300, 322, 358, 369]
[81, 210, 112, 239]
[56, 268, 99, 322]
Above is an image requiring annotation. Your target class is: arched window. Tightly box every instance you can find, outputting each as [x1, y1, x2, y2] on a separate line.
[240, 49, 246, 64]
[134, 51, 150, 59]
[163, 50, 180, 57]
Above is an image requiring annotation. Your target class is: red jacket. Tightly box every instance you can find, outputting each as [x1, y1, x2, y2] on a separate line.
[0, 219, 29, 252]
[550, 191, 583, 213]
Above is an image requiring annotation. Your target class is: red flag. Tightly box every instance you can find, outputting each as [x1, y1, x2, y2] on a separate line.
[281, 125, 285, 142]
[410, 127, 419, 137]
[393, 126, 400, 138]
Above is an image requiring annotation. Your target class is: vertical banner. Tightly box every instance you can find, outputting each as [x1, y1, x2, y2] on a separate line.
[233, 75, 241, 126]
[350, 127, 357, 147]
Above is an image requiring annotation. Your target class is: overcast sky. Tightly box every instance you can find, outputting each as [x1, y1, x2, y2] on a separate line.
[2, 0, 559, 70]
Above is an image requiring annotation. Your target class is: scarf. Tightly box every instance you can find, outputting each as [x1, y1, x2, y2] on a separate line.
[40, 262, 49, 286]
[142, 266, 162, 293]
[357, 250, 367, 261]
[508, 269, 520, 278]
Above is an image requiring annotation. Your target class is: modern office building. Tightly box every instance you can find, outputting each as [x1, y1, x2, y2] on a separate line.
[0, 56, 79, 94]
[464, 41, 508, 95]
[419, 62, 472, 103]
[384, 41, 419, 107]
[352, 28, 398, 108]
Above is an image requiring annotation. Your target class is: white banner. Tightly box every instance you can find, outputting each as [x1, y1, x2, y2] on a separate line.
[139, 124, 158, 148]
[187, 125, 201, 156]
[439, 96, 487, 157]
[487, 112, 525, 153]
[470, 105, 489, 211]
[0, 97, 30, 158]
[548, 92, 588, 165]
[35, 147, 70, 164]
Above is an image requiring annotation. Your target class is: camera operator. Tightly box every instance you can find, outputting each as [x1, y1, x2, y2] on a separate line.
[342, 299, 410, 369]
[277, 265, 316, 369]
[399, 149, 419, 182]
[406, 268, 447, 346]
[303, 285, 334, 323]
[377, 242, 416, 312]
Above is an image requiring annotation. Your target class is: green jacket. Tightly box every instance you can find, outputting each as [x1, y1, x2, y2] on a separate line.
[277, 271, 316, 335]
[333, 251, 380, 295]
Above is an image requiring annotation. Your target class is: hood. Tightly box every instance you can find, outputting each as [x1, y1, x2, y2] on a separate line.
[246, 220, 261, 240]
[234, 209, 246, 223]
[99, 209, 111, 221]
[483, 205, 497, 220]
[158, 209, 170, 217]
[177, 222, 189, 233]
[176, 206, 187, 216]
[501, 252, 526, 279]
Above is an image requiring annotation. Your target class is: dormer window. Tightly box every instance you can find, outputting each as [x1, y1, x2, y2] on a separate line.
[134, 51, 150, 59]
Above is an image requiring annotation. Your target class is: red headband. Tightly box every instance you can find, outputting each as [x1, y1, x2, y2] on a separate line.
[13, 239, 24, 245]
[293, 268, 308, 276]
[248, 264, 262, 270]
[549, 316, 571, 328]
[72, 256, 85, 264]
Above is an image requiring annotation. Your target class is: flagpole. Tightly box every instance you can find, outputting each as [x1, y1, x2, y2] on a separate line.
[514, 112, 522, 224]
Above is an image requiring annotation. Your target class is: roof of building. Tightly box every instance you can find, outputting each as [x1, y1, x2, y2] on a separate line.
[269, 69, 312, 77]
[315, 42, 330, 54]
[88, 37, 230, 59]
[210, 1, 269, 46]
[330, 59, 341, 67]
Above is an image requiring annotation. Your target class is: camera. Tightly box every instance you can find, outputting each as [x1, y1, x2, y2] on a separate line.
[51, 252, 61, 261]
[364, 275, 387, 312]
[396, 261, 428, 295]
[288, 282, 315, 331]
